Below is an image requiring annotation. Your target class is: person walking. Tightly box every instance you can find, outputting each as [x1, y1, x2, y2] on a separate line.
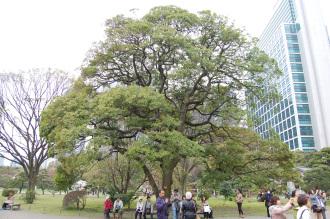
[181, 192, 197, 219]
[265, 190, 273, 218]
[236, 189, 244, 218]
[135, 198, 144, 219]
[269, 196, 294, 219]
[297, 194, 311, 219]
[156, 190, 169, 219]
[104, 195, 113, 219]
[171, 189, 181, 219]
[113, 197, 124, 219]
[143, 196, 154, 219]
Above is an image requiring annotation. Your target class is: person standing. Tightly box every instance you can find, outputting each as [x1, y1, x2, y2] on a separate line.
[235, 189, 244, 218]
[181, 192, 197, 219]
[201, 196, 213, 219]
[143, 196, 154, 219]
[179, 195, 186, 219]
[321, 191, 327, 219]
[113, 197, 124, 219]
[297, 194, 311, 219]
[269, 196, 294, 219]
[265, 190, 273, 218]
[104, 195, 113, 219]
[171, 189, 181, 219]
[310, 189, 323, 219]
[156, 190, 169, 219]
[135, 198, 144, 219]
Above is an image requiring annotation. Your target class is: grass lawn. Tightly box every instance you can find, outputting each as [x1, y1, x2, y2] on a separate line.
[1, 192, 273, 218]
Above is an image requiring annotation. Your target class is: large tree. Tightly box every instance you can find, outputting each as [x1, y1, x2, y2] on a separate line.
[41, 6, 282, 196]
[0, 70, 71, 202]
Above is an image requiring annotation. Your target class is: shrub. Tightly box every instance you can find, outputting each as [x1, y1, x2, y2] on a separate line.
[63, 190, 87, 209]
[2, 188, 18, 197]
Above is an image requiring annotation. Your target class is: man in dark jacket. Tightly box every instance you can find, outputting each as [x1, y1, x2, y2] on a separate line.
[265, 190, 273, 217]
[181, 191, 197, 219]
[156, 190, 168, 219]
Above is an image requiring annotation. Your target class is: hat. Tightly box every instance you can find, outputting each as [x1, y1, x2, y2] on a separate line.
[106, 195, 110, 199]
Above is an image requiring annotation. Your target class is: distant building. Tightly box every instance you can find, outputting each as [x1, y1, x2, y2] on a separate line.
[248, 0, 330, 151]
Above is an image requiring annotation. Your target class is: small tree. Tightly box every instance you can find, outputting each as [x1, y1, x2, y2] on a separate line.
[0, 69, 71, 203]
[63, 190, 87, 209]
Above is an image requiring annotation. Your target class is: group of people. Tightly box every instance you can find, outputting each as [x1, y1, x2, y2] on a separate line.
[103, 196, 124, 219]
[264, 187, 327, 219]
[156, 189, 213, 219]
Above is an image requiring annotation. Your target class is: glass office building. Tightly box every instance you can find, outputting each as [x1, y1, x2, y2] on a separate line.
[249, 0, 330, 151]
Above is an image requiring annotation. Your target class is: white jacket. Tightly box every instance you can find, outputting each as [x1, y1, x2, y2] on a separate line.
[296, 206, 311, 219]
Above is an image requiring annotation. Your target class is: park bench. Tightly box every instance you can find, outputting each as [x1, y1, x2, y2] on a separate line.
[7, 203, 21, 210]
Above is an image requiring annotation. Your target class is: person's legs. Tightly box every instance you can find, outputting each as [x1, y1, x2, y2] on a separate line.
[266, 206, 270, 217]
[172, 205, 177, 219]
[238, 203, 244, 216]
[104, 210, 110, 219]
[322, 209, 327, 219]
[135, 211, 139, 219]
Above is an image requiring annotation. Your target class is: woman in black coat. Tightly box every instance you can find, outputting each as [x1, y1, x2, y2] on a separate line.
[181, 192, 197, 219]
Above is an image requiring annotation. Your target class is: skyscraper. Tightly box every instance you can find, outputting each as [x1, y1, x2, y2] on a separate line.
[249, 0, 330, 151]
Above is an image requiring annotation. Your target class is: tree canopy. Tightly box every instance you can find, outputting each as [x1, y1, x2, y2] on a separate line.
[41, 6, 291, 196]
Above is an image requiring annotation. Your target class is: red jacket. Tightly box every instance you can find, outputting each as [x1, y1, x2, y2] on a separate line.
[104, 199, 113, 210]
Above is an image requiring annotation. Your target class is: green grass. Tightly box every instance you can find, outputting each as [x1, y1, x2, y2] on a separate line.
[1, 192, 272, 218]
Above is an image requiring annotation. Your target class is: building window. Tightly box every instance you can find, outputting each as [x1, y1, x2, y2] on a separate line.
[292, 127, 297, 137]
[292, 73, 305, 82]
[300, 126, 313, 136]
[298, 115, 311, 125]
[291, 116, 296, 126]
[291, 63, 303, 72]
[288, 44, 300, 53]
[286, 34, 298, 43]
[301, 137, 315, 147]
[296, 93, 308, 103]
[294, 138, 299, 148]
[285, 24, 298, 33]
[294, 83, 307, 92]
[289, 54, 301, 62]
[297, 104, 310, 113]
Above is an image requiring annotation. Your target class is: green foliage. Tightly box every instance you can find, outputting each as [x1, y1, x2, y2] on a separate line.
[25, 190, 36, 204]
[37, 169, 55, 194]
[301, 148, 330, 192]
[62, 190, 87, 209]
[41, 6, 282, 196]
[303, 167, 330, 192]
[202, 128, 298, 189]
[219, 181, 234, 199]
[0, 167, 22, 188]
[2, 188, 18, 197]
[54, 165, 76, 192]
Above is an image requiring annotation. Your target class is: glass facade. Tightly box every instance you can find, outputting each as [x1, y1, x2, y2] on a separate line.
[248, 0, 316, 151]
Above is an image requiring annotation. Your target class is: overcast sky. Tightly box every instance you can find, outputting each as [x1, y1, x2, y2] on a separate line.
[0, 0, 329, 75]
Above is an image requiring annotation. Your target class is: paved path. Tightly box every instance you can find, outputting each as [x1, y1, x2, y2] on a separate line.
[0, 209, 329, 219]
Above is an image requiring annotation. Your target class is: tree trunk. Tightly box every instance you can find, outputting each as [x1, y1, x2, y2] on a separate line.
[26, 173, 37, 203]
[162, 168, 174, 197]
[142, 164, 159, 197]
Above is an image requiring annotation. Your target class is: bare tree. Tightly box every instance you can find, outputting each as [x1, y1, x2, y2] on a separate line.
[0, 69, 71, 202]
